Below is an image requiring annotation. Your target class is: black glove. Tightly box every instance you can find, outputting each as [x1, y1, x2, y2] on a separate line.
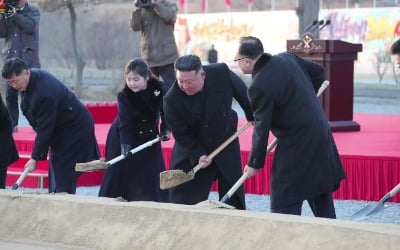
[121, 144, 132, 156]
[159, 129, 171, 141]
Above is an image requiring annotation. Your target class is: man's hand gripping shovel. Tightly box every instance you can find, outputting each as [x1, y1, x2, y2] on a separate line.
[159, 122, 252, 190]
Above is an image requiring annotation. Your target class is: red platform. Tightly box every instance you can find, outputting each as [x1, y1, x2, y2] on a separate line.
[8, 113, 400, 203]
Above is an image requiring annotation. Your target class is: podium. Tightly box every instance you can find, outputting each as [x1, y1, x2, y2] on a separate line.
[287, 35, 362, 132]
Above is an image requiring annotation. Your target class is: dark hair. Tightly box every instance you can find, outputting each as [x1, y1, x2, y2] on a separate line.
[2, 57, 29, 79]
[174, 54, 203, 74]
[237, 36, 264, 59]
[124, 58, 150, 78]
[391, 39, 400, 55]
[120, 58, 151, 90]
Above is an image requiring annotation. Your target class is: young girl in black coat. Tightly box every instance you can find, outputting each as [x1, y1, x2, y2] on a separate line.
[99, 58, 170, 202]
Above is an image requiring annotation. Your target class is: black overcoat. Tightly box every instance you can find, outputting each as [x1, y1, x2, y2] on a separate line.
[0, 92, 18, 188]
[247, 53, 346, 208]
[99, 78, 167, 202]
[163, 63, 254, 208]
[21, 69, 100, 193]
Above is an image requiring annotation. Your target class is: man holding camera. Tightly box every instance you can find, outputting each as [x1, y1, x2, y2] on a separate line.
[0, 0, 40, 132]
[130, 0, 179, 92]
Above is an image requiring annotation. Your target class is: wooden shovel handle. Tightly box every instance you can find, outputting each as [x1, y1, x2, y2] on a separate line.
[192, 81, 330, 175]
[389, 183, 400, 198]
[192, 122, 252, 174]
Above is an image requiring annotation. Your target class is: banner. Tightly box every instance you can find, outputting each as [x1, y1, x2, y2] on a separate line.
[175, 11, 298, 63]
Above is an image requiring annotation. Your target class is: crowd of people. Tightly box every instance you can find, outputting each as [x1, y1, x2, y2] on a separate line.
[1, 0, 400, 218]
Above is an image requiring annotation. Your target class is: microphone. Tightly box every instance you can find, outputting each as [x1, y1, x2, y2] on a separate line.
[303, 20, 318, 34]
[309, 20, 325, 33]
[318, 19, 331, 31]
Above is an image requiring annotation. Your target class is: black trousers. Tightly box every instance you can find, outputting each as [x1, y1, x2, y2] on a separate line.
[271, 192, 337, 218]
[5, 84, 19, 128]
[0, 167, 6, 189]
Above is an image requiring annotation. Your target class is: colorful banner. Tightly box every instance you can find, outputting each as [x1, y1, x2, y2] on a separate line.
[319, 8, 400, 66]
[175, 11, 298, 63]
[175, 7, 400, 77]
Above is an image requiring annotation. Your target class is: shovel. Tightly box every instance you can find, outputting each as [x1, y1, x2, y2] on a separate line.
[220, 138, 278, 203]
[11, 165, 34, 190]
[159, 122, 251, 190]
[351, 183, 400, 220]
[218, 80, 330, 204]
[75, 137, 162, 172]
[159, 80, 330, 190]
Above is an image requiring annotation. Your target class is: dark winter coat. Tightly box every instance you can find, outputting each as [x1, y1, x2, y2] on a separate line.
[247, 53, 346, 208]
[0, 2, 40, 68]
[0, 92, 18, 188]
[21, 69, 100, 193]
[163, 63, 254, 208]
[99, 78, 168, 202]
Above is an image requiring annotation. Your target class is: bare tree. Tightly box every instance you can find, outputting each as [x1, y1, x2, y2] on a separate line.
[391, 62, 400, 85]
[372, 50, 390, 84]
[296, 0, 320, 38]
[38, 0, 101, 97]
[84, 20, 139, 71]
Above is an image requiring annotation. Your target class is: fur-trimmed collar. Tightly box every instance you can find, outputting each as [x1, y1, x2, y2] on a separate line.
[252, 53, 272, 79]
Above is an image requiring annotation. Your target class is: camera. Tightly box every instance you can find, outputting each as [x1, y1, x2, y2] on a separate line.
[135, 0, 153, 8]
[0, 0, 17, 16]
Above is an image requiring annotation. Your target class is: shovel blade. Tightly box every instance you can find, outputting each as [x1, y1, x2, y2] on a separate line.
[194, 200, 235, 209]
[159, 169, 194, 189]
[351, 198, 387, 220]
[75, 160, 108, 172]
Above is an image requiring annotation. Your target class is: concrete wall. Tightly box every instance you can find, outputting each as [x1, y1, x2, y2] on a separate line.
[0, 190, 399, 249]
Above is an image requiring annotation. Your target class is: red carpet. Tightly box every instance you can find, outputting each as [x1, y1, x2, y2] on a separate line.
[8, 113, 400, 203]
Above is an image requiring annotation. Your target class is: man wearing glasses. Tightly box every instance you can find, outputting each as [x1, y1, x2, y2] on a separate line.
[235, 36, 345, 218]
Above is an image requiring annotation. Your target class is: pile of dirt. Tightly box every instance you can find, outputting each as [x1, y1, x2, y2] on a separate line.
[0, 190, 399, 249]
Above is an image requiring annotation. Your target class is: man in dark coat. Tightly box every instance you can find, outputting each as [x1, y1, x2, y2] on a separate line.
[0, 91, 19, 188]
[163, 55, 254, 209]
[1, 57, 100, 194]
[0, 0, 41, 131]
[236, 36, 345, 218]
